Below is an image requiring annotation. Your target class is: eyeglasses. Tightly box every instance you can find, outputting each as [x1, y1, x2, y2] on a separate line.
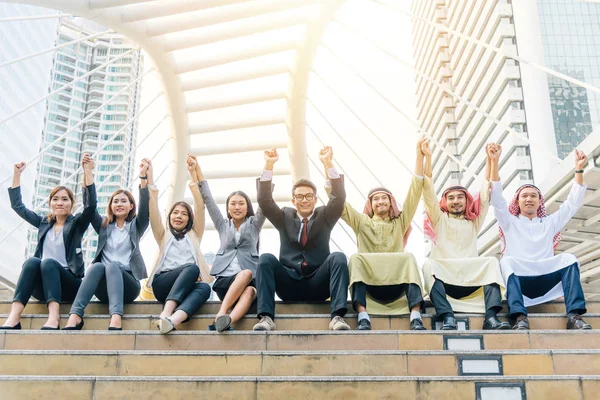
[293, 193, 316, 201]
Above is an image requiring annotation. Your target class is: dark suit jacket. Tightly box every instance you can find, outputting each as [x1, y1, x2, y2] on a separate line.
[257, 175, 345, 280]
[89, 186, 150, 281]
[8, 184, 97, 278]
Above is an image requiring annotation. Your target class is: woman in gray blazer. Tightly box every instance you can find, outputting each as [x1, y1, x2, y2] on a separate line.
[63, 157, 150, 331]
[194, 159, 266, 332]
[1, 155, 96, 330]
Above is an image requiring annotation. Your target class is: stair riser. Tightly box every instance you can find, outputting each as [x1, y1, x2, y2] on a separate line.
[1, 352, 597, 376]
[2, 332, 600, 351]
[0, 379, 594, 400]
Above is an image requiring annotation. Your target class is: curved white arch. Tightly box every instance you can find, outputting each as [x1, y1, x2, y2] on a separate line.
[2, 0, 340, 201]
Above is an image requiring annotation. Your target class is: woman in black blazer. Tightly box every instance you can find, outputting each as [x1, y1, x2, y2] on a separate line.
[1, 155, 97, 330]
[63, 156, 150, 331]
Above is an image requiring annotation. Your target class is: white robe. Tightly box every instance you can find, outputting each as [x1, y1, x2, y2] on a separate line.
[490, 180, 587, 306]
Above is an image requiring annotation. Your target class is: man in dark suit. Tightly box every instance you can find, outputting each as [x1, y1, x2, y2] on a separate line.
[254, 146, 350, 331]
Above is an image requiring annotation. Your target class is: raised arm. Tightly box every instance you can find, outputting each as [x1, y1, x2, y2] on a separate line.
[257, 149, 285, 230]
[487, 143, 513, 230]
[547, 149, 588, 233]
[473, 157, 492, 232]
[146, 159, 165, 243]
[80, 156, 102, 232]
[187, 155, 205, 240]
[421, 139, 442, 225]
[397, 139, 426, 232]
[322, 166, 362, 231]
[399, 178, 424, 235]
[8, 161, 43, 228]
[195, 159, 226, 232]
[319, 146, 346, 226]
[79, 154, 97, 228]
[135, 158, 150, 235]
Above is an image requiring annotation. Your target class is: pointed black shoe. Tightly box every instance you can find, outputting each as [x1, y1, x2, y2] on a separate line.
[108, 327, 122, 331]
[440, 316, 457, 330]
[40, 326, 60, 330]
[0, 323, 21, 330]
[63, 319, 84, 331]
[410, 318, 427, 331]
[357, 319, 371, 331]
[483, 316, 510, 330]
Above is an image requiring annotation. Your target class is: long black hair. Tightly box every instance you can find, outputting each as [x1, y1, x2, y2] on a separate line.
[225, 190, 255, 220]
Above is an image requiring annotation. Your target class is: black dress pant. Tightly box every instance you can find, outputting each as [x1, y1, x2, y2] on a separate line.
[152, 263, 211, 319]
[13, 257, 81, 305]
[352, 282, 424, 311]
[256, 252, 349, 319]
[428, 278, 502, 318]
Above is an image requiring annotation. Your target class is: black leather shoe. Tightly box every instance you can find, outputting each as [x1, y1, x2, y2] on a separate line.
[63, 319, 84, 331]
[108, 327, 122, 331]
[567, 314, 592, 330]
[483, 316, 510, 330]
[440, 316, 457, 330]
[40, 326, 60, 330]
[0, 323, 21, 330]
[512, 315, 529, 330]
[410, 318, 427, 331]
[357, 319, 371, 331]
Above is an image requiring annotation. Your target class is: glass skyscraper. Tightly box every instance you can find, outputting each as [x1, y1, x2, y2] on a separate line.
[537, 0, 600, 159]
[27, 19, 144, 265]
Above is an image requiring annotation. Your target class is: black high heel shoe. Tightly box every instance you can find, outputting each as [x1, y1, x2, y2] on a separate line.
[108, 326, 122, 331]
[0, 323, 21, 330]
[62, 319, 84, 331]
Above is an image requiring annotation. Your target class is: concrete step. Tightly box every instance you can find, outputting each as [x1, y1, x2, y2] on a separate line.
[1, 330, 600, 351]
[0, 349, 598, 377]
[0, 375, 597, 399]
[0, 299, 594, 316]
[5, 313, 598, 331]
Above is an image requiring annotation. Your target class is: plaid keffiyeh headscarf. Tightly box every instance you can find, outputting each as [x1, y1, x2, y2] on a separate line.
[499, 184, 561, 256]
[424, 185, 483, 245]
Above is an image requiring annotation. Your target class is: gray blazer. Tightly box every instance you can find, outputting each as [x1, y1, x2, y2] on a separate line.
[89, 187, 150, 281]
[198, 181, 266, 277]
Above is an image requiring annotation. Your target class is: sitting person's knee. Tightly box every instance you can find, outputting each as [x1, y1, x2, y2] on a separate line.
[238, 269, 253, 282]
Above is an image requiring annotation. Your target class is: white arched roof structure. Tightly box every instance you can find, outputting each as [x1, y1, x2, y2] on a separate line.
[4, 0, 348, 205]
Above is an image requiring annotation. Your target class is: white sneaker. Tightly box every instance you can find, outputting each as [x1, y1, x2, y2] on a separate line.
[253, 316, 276, 331]
[329, 316, 350, 331]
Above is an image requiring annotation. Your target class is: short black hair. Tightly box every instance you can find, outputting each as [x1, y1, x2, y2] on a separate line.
[292, 179, 317, 196]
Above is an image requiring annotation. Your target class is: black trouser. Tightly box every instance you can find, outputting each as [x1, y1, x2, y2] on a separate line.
[256, 252, 349, 319]
[13, 257, 81, 305]
[352, 282, 424, 312]
[428, 278, 502, 318]
[152, 263, 211, 319]
[506, 263, 586, 318]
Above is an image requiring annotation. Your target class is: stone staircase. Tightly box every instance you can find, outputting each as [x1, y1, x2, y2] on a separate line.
[0, 300, 599, 399]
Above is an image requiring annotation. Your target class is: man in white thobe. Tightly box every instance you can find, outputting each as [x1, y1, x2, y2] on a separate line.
[489, 143, 591, 330]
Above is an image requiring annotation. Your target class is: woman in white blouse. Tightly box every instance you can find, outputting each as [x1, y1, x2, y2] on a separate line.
[146, 155, 214, 334]
[63, 156, 151, 330]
